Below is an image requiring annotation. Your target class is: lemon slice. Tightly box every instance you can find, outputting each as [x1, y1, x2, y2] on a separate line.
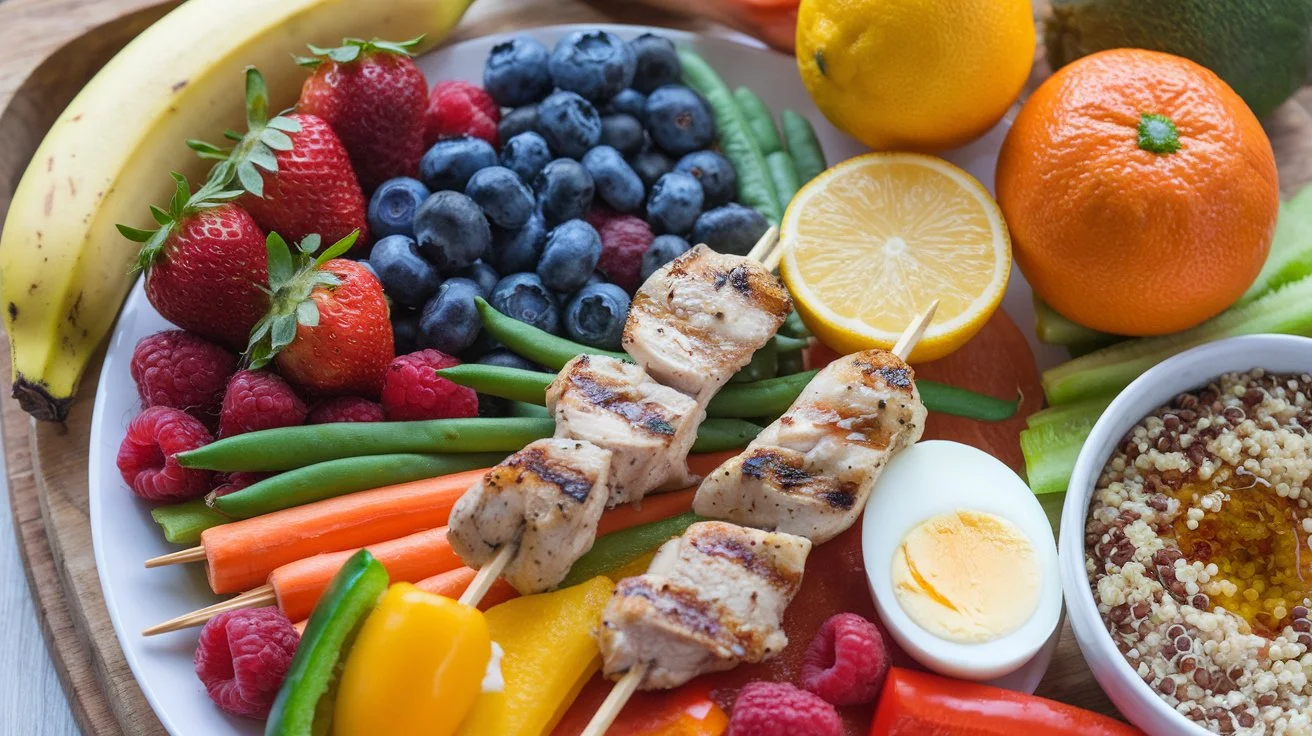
[780, 153, 1011, 362]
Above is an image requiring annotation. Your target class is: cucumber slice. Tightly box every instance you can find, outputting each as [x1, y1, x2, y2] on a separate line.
[1238, 192, 1312, 305]
[1033, 295, 1120, 349]
[1021, 413, 1099, 495]
[1025, 393, 1114, 430]
[1042, 274, 1312, 405]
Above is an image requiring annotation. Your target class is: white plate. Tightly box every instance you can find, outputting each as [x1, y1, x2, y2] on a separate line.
[89, 24, 1063, 736]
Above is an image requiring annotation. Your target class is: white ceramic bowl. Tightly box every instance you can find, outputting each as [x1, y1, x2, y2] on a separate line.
[1060, 334, 1312, 736]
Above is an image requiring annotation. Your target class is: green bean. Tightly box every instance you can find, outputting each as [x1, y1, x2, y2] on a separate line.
[177, 418, 554, 472]
[692, 418, 762, 451]
[767, 150, 802, 212]
[436, 365, 549, 405]
[780, 311, 812, 339]
[918, 381, 1020, 422]
[212, 452, 507, 519]
[781, 109, 827, 183]
[151, 499, 229, 545]
[507, 401, 550, 418]
[777, 350, 806, 376]
[476, 297, 627, 370]
[679, 48, 781, 224]
[772, 334, 810, 353]
[729, 336, 778, 383]
[733, 87, 783, 155]
[561, 512, 703, 588]
[710, 370, 816, 417]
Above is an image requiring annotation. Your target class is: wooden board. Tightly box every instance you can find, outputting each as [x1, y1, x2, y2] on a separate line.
[2, 1, 1312, 734]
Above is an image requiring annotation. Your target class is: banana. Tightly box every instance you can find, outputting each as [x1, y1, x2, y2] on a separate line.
[0, 0, 474, 421]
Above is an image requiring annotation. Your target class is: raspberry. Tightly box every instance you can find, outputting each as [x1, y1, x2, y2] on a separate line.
[425, 81, 500, 148]
[380, 349, 478, 421]
[800, 612, 890, 706]
[130, 330, 237, 421]
[211, 471, 272, 498]
[593, 213, 653, 293]
[307, 396, 387, 424]
[194, 607, 299, 720]
[728, 681, 842, 736]
[219, 370, 308, 438]
[116, 406, 215, 503]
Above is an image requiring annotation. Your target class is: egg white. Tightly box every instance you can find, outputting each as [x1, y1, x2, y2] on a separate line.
[861, 440, 1062, 680]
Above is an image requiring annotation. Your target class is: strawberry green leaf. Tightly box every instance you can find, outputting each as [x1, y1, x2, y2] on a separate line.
[293, 54, 323, 70]
[271, 313, 298, 351]
[248, 145, 278, 173]
[314, 230, 360, 266]
[149, 205, 171, 227]
[260, 128, 294, 152]
[296, 300, 320, 328]
[266, 232, 294, 287]
[298, 234, 322, 255]
[266, 117, 302, 134]
[187, 139, 229, 160]
[168, 172, 190, 214]
[222, 129, 244, 142]
[116, 224, 154, 242]
[237, 161, 264, 198]
[244, 67, 270, 130]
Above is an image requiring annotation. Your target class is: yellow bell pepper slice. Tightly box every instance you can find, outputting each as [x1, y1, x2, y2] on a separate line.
[458, 576, 615, 736]
[333, 582, 490, 736]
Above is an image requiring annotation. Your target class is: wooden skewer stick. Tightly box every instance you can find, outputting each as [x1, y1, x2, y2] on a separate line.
[145, 546, 206, 568]
[142, 584, 276, 636]
[760, 234, 789, 272]
[458, 542, 517, 607]
[578, 300, 941, 735]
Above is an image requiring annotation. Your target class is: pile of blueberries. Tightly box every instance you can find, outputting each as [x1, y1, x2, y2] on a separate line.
[361, 29, 769, 370]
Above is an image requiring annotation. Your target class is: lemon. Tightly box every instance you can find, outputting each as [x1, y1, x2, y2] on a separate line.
[780, 153, 1011, 362]
[796, 0, 1035, 152]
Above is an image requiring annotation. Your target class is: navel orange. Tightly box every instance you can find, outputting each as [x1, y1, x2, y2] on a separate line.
[996, 48, 1279, 336]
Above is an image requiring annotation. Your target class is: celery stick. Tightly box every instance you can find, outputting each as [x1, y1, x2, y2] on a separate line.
[1039, 490, 1066, 537]
[1238, 191, 1312, 305]
[1033, 295, 1120, 349]
[1025, 394, 1113, 430]
[1042, 274, 1312, 405]
[1021, 413, 1099, 495]
[152, 499, 227, 544]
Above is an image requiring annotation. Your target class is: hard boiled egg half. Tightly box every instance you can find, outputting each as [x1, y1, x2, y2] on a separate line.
[862, 440, 1060, 680]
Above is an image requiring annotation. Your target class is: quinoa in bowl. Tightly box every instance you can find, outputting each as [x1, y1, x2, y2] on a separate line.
[1086, 368, 1312, 735]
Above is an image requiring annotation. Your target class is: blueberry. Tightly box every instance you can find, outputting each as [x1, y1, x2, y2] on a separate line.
[564, 283, 631, 350]
[628, 33, 681, 94]
[491, 272, 561, 334]
[392, 311, 421, 354]
[465, 166, 535, 229]
[367, 177, 430, 239]
[607, 89, 647, 122]
[599, 114, 645, 158]
[629, 150, 674, 189]
[675, 151, 737, 207]
[646, 172, 704, 235]
[582, 146, 644, 213]
[454, 260, 500, 298]
[692, 204, 769, 256]
[419, 277, 483, 355]
[490, 211, 548, 274]
[640, 234, 691, 281]
[645, 85, 715, 156]
[414, 191, 492, 273]
[548, 30, 636, 103]
[534, 158, 594, 225]
[499, 132, 552, 184]
[367, 234, 442, 307]
[483, 36, 552, 107]
[478, 348, 543, 372]
[537, 219, 602, 293]
[498, 106, 539, 142]
[536, 91, 601, 159]
[419, 136, 497, 192]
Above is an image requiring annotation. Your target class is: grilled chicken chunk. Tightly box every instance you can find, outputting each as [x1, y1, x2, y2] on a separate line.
[546, 354, 704, 506]
[693, 350, 926, 543]
[623, 245, 791, 399]
[597, 521, 811, 690]
[448, 439, 611, 595]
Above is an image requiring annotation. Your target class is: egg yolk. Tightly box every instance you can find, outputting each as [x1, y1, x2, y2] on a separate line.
[890, 509, 1041, 643]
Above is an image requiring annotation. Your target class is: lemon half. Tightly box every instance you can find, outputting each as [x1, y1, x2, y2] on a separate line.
[780, 153, 1011, 362]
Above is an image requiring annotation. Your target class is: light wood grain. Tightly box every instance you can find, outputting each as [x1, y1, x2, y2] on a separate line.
[3, 1, 1312, 735]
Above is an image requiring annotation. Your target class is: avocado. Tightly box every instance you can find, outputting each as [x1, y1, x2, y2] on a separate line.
[1045, 0, 1312, 118]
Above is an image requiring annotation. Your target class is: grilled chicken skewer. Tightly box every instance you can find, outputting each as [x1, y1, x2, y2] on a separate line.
[580, 300, 937, 736]
[452, 230, 792, 606]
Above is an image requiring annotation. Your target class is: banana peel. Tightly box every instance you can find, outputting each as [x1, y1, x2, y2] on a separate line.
[0, 0, 474, 421]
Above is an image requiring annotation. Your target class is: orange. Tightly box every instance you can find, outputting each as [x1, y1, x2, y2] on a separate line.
[996, 48, 1279, 336]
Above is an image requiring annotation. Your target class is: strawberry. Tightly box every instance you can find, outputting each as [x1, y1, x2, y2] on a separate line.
[119, 174, 268, 350]
[246, 230, 393, 398]
[296, 37, 429, 193]
[190, 68, 368, 253]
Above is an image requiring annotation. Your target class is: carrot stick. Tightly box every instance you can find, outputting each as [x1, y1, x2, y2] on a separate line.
[270, 527, 462, 621]
[201, 467, 490, 594]
[592, 451, 733, 535]
[416, 567, 518, 610]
